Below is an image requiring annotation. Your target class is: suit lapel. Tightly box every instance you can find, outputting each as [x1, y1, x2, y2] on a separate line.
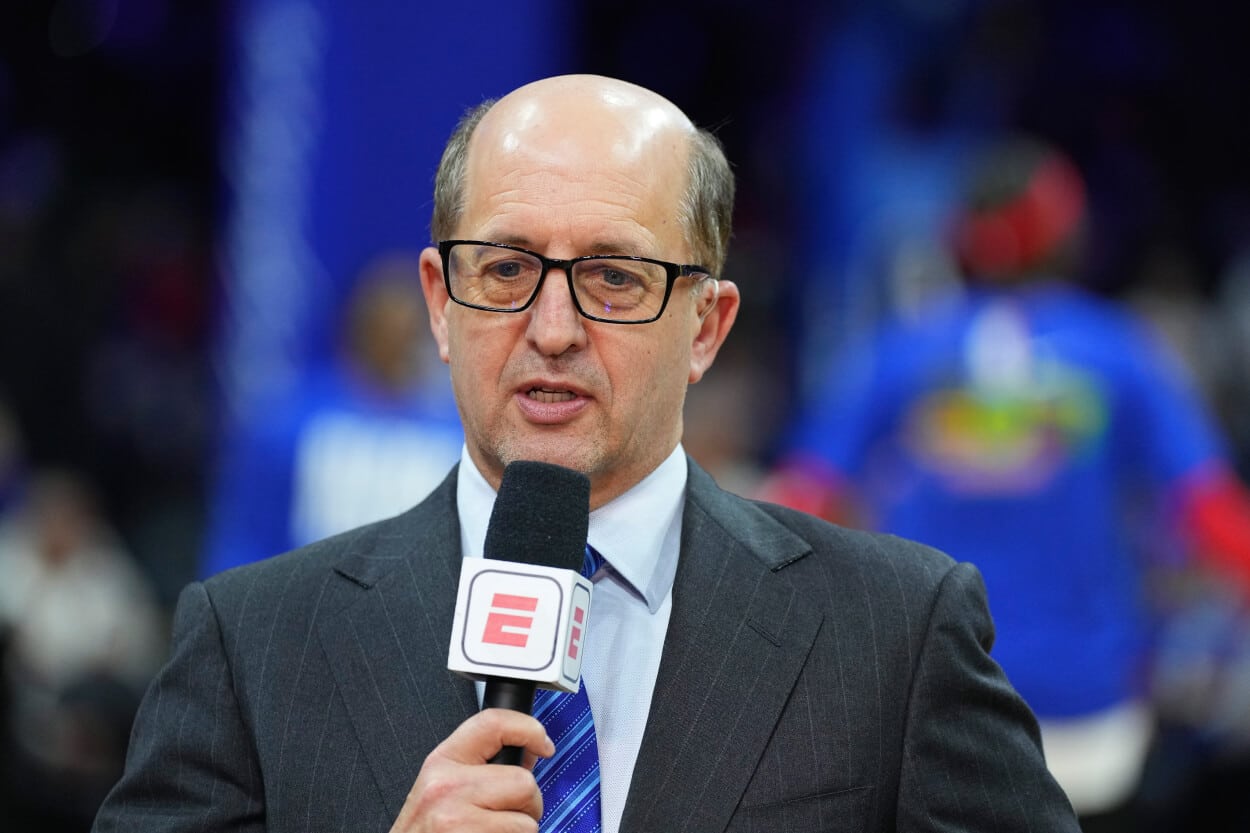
[621, 463, 824, 833]
[317, 470, 478, 818]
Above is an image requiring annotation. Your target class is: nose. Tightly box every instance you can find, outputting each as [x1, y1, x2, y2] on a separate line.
[525, 267, 587, 356]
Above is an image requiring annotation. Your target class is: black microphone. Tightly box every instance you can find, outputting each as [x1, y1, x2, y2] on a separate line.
[453, 460, 590, 765]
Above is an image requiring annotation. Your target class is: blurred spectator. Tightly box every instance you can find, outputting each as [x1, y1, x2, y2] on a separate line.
[762, 136, 1250, 832]
[0, 468, 164, 832]
[201, 252, 463, 575]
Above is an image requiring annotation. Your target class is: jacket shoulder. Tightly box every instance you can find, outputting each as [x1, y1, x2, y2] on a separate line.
[757, 498, 956, 575]
[687, 459, 958, 591]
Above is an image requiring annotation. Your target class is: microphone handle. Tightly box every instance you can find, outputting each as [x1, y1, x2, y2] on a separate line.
[482, 677, 538, 765]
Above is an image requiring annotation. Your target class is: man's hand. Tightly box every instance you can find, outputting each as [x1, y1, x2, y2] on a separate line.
[389, 708, 554, 833]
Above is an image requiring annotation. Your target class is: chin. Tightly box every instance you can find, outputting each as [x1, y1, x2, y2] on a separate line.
[497, 437, 600, 475]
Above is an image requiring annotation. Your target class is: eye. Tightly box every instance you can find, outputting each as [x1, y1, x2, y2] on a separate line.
[484, 257, 529, 280]
[603, 267, 641, 288]
[583, 260, 648, 291]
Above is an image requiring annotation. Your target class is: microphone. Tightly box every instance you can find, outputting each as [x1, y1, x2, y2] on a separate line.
[447, 460, 592, 765]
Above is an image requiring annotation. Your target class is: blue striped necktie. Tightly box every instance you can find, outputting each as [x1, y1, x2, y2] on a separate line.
[530, 545, 604, 833]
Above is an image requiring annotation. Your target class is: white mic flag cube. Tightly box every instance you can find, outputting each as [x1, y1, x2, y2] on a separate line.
[448, 558, 593, 694]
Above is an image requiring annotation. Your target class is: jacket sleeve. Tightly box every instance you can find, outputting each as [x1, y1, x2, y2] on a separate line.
[896, 562, 1080, 832]
[92, 581, 266, 832]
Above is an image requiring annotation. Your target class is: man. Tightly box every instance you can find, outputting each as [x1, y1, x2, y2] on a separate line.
[202, 254, 463, 575]
[764, 136, 1250, 831]
[93, 76, 1078, 832]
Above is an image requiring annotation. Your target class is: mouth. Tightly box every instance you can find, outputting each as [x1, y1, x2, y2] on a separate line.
[526, 386, 578, 404]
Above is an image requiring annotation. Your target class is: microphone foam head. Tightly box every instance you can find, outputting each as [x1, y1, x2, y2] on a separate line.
[484, 461, 590, 572]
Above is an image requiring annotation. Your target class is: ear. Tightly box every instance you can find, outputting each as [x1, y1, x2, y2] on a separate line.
[419, 246, 452, 364]
[688, 279, 740, 384]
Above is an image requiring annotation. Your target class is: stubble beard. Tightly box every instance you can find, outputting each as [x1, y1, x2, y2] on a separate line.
[488, 424, 607, 480]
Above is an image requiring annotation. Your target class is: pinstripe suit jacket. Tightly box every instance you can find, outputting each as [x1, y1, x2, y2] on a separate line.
[94, 460, 1078, 832]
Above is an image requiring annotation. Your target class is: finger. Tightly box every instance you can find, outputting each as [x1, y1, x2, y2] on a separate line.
[435, 709, 554, 766]
[520, 748, 542, 771]
[393, 755, 543, 831]
[482, 763, 544, 821]
[461, 808, 543, 833]
[393, 802, 540, 833]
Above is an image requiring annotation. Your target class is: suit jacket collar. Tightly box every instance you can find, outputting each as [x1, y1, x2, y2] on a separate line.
[317, 460, 824, 831]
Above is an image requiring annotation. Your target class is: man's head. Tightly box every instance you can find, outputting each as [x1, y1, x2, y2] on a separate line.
[430, 85, 734, 280]
[343, 253, 429, 392]
[419, 75, 740, 507]
[953, 135, 1088, 285]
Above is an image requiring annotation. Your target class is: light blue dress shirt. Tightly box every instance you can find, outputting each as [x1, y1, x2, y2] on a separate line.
[457, 446, 686, 833]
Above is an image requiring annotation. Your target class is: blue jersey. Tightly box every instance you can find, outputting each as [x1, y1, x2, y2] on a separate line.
[203, 363, 463, 577]
[786, 282, 1223, 717]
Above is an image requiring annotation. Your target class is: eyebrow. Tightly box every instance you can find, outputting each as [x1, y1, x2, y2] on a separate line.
[485, 233, 652, 258]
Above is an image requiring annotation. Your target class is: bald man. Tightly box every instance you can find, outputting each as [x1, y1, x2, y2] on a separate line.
[93, 76, 1078, 833]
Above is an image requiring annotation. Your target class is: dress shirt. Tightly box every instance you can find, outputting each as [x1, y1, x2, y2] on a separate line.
[457, 446, 686, 833]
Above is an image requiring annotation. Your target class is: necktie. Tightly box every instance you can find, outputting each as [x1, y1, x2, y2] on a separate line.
[530, 545, 604, 833]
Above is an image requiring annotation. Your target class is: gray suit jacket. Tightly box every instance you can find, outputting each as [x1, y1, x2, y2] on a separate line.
[94, 460, 1078, 832]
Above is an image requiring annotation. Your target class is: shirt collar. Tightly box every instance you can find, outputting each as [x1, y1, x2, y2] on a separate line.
[456, 445, 687, 613]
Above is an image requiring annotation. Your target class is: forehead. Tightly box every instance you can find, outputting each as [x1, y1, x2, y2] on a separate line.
[459, 92, 691, 253]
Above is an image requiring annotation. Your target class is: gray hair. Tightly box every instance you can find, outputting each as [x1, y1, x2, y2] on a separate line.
[429, 101, 735, 277]
[430, 100, 495, 249]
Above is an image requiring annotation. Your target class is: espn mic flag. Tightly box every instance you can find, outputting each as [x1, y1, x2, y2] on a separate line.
[447, 461, 593, 694]
[448, 558, 592, 693]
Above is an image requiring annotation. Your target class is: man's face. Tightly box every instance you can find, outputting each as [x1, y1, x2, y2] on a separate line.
[420, 79, 737, 507]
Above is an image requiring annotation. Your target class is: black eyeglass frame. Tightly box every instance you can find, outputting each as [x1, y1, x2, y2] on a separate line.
[437, 239, 713, 325]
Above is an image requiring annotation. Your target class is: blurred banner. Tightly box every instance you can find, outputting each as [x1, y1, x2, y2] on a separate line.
[217, 0, 572, 421]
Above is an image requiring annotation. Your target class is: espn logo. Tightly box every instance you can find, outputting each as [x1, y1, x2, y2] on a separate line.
[482, 593, 540, 647]
[462, 570, 562, 672]
[560, 585, 591, 686]
[566, 605, 586, 658]
[448, 559, 593, 693]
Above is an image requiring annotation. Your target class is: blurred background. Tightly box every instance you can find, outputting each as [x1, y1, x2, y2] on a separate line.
[1, 0, 1249, 830]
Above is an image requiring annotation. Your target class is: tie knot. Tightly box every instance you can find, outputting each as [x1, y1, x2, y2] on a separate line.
[582, 545, 605, 579]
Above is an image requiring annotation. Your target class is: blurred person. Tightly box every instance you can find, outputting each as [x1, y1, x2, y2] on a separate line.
[1126, 245, 1250, 832]
[0, 468, 164, 831]
[1121, 243, 1250, 831]
[763, 136, 1250, 831]
[94, 75, 1078, 832]
[202, 252, 463, 575]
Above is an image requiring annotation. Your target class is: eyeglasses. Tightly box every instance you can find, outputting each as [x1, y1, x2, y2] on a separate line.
[438, 240, 712, 324]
